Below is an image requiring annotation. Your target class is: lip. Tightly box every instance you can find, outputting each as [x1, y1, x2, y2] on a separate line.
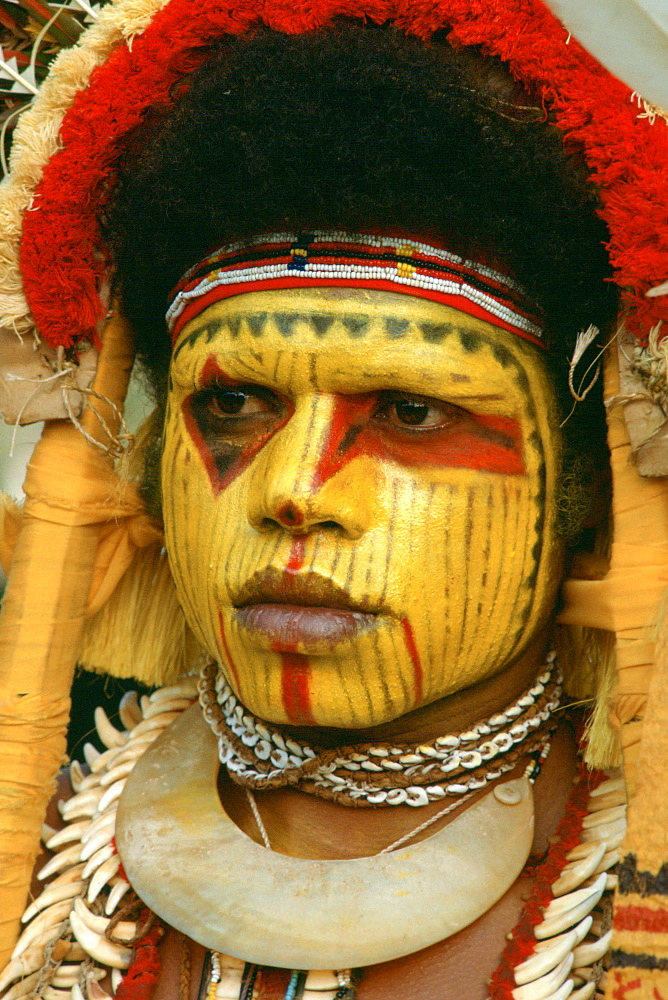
[236, 604, 377, 648]
[231, 569, 381, 651]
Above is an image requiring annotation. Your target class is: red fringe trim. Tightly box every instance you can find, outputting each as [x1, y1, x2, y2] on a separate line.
[115, 911, 164, 1000]
[17, 0, 668, 350]
[489, 762, 606, 1000]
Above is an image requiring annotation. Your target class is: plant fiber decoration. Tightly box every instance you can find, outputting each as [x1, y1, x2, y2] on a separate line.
[17, 0, 668, 352]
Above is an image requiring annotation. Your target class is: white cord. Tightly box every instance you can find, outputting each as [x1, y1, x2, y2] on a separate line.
[245, 788, 271, 849]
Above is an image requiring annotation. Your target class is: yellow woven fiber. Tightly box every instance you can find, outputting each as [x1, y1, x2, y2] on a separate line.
[558, 344, 668, 797]
[78, 539, 201, 685]
[0, 315, 135, 966]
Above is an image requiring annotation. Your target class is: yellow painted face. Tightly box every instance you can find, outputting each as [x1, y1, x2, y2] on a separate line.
[162, 288, 563, 729]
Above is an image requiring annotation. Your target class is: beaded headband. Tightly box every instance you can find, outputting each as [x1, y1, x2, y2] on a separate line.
[166, 232, 545, 346]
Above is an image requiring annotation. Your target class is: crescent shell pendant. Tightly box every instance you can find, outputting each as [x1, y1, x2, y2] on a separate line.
[116, 705, 534, 969]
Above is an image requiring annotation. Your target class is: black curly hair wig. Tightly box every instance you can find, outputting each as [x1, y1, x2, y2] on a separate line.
[103, 21, 616, 531]
[103, 20, 617, 378]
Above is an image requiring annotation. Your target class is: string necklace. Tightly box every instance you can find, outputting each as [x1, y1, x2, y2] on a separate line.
[199, 737, 553, 1000]
[243, 738, 552, 855]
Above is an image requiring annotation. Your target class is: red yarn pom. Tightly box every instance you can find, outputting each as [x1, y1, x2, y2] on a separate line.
[115, 912, 164, 1000]
[18, 0, 668, 349]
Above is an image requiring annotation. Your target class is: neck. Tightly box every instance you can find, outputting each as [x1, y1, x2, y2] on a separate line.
[217, 635, 576, 861]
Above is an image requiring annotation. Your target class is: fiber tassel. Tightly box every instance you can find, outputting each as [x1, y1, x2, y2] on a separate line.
[78, 541, 200, 686]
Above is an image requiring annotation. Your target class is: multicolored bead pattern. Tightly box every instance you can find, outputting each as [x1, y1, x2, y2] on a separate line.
[166, 233, 544, 345]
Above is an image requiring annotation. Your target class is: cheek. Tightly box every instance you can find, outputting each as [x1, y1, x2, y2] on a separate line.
[387, 465, 545, 697]
[161, 415, 227, 648]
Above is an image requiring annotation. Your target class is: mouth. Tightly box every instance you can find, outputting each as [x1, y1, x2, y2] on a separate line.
[232, 570, 380, 651]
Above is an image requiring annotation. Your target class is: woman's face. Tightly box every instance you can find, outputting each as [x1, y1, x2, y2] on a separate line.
[162, 287, 564, 729]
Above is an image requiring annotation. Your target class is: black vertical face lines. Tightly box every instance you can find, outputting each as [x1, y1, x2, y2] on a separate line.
[455, 483, 475, 661]
[481, 487, 494, 589]
[328, 537, 343, 582]
[378, 479, 399, 607]
[424, 481, 438, 663]
[503, 482, 531, 653]
[307, 352, 319, 391]
[367, 625, 394, 713]
[297, 393, 321, 475]
[271, 349, 284, 384]
[363, 534, 375, 593]
[343, 542, 358, 596]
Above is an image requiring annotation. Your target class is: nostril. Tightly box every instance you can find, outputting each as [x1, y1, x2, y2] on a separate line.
[317, 521, 342, 532]
[255, 516, 344, 535]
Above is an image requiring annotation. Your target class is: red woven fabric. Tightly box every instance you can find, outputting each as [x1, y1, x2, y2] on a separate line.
[18, 0, 668, 349]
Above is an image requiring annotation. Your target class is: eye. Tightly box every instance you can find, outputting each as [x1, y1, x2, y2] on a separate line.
[190, 383, 287, 441]
[206, 388, 274, 419]
[376, 393, 465, 430]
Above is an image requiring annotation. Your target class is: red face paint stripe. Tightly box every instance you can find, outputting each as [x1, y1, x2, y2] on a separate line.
[218, 611, 241, 690]
[401, 617, 423, 705]
[280, 653, 315, 724]
[286, 536, 306, 572]
[170, 277, 546, 348]
[614, 906, 668, 934]
[312, 395, 525, 487]
[183, 354, 293, 495]
[312, 394, 375, 488]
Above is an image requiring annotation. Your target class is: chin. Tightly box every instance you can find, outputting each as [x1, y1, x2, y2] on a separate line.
[239, 683, 420, 732]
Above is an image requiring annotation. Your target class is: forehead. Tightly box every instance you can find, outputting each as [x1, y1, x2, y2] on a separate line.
[170, 287, 548, 408]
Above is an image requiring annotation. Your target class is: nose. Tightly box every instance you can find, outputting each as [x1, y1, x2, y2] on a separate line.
[246, 394, 379, 540]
